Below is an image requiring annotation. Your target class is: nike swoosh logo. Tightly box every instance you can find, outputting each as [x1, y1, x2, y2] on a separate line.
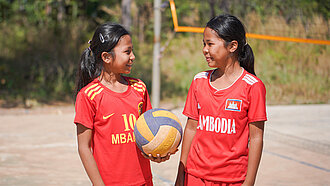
[103, 113, 115, 120]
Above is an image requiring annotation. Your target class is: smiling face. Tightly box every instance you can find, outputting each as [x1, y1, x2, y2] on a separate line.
[108, 34, 135, 74]
[202, 27, 231, 68]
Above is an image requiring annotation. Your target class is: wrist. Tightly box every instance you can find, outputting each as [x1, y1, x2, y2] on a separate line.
[243, 179, 255, 186]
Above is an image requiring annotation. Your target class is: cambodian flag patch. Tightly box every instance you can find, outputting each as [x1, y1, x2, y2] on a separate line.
[225, 99, 242, 112]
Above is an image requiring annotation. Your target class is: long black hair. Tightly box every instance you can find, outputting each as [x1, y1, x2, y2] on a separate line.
[206, 14, 255, 75]
[75, 22, 130, 95]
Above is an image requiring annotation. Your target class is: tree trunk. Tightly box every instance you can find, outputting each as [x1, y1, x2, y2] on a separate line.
[57, 0, 64, 22]
[121, 0, 132, 31]
[208, 0, 216, 18]
[138, 11, 145, 43]
[220, 0, 230, 14]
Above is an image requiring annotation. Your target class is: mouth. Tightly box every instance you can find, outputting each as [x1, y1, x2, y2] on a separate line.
[205, 56, 212, 62]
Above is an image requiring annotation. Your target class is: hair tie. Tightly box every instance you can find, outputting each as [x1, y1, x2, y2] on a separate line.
[87, 40, 92, 52]
[99, 33, 105, 43]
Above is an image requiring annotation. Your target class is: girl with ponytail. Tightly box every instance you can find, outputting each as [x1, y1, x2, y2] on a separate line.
[74, 23, 167, 186]
[176, 14, 267, 186]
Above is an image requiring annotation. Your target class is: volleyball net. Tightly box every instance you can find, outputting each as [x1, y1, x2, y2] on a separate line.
[169, 0, 330, 45]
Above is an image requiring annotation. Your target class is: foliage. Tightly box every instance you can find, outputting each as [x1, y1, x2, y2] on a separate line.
[160, 13, 329, 104]
[0, 0, 329, 107]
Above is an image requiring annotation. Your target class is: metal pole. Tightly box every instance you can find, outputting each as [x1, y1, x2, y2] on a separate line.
[152, 0, 161, 108]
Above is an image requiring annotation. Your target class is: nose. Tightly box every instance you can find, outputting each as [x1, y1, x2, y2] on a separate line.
[130, 52, 135, 61]
[203, 46, 209, 55]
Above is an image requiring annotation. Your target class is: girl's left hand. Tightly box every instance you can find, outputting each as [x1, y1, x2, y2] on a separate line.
[142, 149, 178, 163]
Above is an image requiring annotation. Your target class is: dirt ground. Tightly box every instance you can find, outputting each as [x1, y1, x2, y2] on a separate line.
[0, 104, 329, 186]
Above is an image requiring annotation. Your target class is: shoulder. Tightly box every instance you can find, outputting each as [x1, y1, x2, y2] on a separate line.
[125, 76, 147, 95]
[193, 70, 213, 81]
[241, 72, 266, 95]
[79, 79, 104, 101]
[126, 76, 146, 86]
[241, 72, 264, 87]
[189, 70, 213, 90]
[126, 76, 147, 88]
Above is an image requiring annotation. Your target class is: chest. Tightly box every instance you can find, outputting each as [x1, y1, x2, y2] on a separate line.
[195, 83, 249, 118]
[94, 93, 144, 133]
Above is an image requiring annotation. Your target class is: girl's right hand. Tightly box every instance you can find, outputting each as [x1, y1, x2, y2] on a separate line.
[142, 149, 178, 163]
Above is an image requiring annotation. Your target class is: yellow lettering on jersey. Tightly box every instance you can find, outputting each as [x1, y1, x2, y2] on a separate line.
[120, 133, 127, 144]
[112, 132, 136, 145]
[112, 134, 120, 144]
[122, 114, 137, 131]
[122, 114, 130, 131]
[127, 132, 134, 143]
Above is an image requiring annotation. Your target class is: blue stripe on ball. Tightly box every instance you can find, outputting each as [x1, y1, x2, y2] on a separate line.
[153, 117, 182, 134]
[134, 126, 150, 146]
[143, 109, 163, 135]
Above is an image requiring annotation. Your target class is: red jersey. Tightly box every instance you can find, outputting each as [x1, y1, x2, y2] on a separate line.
[74, 76, 152, 186]
[183, 69, 267, 182]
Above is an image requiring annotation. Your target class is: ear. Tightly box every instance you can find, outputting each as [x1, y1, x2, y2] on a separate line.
[228, 40, 238, 53]
[101, 52, 112, 64]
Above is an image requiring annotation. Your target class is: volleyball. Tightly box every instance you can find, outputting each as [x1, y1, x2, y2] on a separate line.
[134, 108, 183, 157]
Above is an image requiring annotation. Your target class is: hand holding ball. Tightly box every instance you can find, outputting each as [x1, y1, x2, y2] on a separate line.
[134, 108, 183, 158]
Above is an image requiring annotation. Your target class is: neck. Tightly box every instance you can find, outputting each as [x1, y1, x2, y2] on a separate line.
[214, 60, 242, 79]
[99, 71, 125, 85]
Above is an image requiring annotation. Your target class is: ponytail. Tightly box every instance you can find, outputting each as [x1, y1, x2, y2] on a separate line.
[74, 22, 130, 96]
[75, 48, 102, 95]
[238, 44, 255, 75]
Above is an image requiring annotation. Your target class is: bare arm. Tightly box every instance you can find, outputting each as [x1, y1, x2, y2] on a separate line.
[77, 124, 105, 186]
[242, 121, 265, 186]
[175, 118, 198, 186]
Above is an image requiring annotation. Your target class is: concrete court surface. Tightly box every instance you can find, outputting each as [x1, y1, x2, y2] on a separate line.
[0, 104, 329, 185]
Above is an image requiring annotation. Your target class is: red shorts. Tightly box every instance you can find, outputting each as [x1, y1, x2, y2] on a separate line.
[185, 173, 244, 186]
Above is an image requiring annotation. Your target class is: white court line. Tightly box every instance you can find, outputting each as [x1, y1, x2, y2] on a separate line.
[153, 173, 173, 186]
[0, 143, 76, 150]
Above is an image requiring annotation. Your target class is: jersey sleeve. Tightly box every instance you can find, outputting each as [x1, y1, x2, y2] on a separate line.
[183, 79, 199, 120]
[248, 81, 267, 123]
[143, 88, 152, 113]
[74, 91, 96, 129]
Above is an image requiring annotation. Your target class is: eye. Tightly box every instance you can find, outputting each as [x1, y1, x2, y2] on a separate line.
[125, 50, 131, 54]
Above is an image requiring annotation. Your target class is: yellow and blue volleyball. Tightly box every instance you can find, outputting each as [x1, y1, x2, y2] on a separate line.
[134, 108, 183, 157]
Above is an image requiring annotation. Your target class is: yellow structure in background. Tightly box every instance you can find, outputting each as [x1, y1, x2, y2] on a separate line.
[169, 0, 330, 45]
